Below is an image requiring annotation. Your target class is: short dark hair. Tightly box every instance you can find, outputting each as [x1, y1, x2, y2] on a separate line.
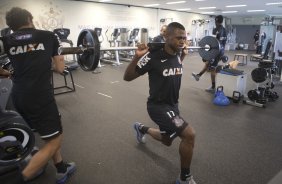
[166, 22, 185, 34]
[215, 15, 223, 24]
[6, 7, 33, 31]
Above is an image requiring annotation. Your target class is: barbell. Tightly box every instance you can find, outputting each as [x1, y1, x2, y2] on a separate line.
[59, 29, 221, 71]
[0, 111, 35, 166]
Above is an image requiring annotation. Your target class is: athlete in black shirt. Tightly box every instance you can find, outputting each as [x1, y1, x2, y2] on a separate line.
[2, 7, 76, 183]
[254, 30, 260, 43]
[192, 15, 227, 93]
[124, 22, 196, 184]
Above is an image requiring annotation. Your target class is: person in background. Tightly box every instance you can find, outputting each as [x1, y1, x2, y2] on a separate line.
[152, 24, 167, 43]
[191, 15, 227, 93]
[254, 29, 260, 50]
[254, 29, 260, 44]
[186, 32, 194, 52]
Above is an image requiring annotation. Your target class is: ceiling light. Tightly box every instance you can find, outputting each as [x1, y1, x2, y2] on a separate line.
[247, 10, 266, 12]
[266, 2, 282, 5]
[99, 0, 112, 2]
[226, 5, 246, 8]
[195, 0, 206, 1]
[166, 1, 186, 5]
[201, 12, 215, 14]
[198, 7, 216, 9]
[222, 11, 238, 13]
[144, 4, 160, 7]
[177, 8, 192, 11]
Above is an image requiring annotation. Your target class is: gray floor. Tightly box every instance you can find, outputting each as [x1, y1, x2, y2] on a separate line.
[30, 50, 282, 184]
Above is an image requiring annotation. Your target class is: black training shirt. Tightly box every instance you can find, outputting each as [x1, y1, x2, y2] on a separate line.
[3, 28, 60, 94]
[212, 25, 227, 48]
[136, 49, 183, 105]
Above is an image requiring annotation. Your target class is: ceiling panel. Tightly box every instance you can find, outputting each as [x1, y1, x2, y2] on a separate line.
[80, 0, 282, 17]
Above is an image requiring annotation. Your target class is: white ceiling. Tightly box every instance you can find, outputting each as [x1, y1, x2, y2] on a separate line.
[84, 0, 282, 17]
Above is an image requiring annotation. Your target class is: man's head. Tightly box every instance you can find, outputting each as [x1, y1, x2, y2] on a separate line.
[215, 15, 223, 27]
[164, 22, 186, 54]
[160, 25, 167, 36]
[6, 7, 34, 31]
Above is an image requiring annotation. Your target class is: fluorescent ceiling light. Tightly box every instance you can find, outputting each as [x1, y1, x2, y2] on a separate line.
[144, 4, 160, 7]
[247, 10, 266, 12]
[99, 0, 112, 2]
[177, 8, 192, 11]
[266, 2, 282, 5]
[166, 1, 186, 5]
[198, 7, 216, 9]
[201, 12, 215, 14]
[222, 11, 238, 13]
[226, 5, 246, 8]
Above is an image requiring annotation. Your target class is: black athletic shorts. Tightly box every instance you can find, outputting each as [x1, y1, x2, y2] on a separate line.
[11, 91, 62, 140]
[147, 102, 188, 139]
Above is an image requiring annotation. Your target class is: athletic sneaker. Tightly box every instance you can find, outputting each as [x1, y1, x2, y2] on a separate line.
[191, 73, 200, 81]
[133, 122, 146, 143]
[176, 175, 197, 184]
[205, 86, 215, 93]
[56, 162, 76, 184]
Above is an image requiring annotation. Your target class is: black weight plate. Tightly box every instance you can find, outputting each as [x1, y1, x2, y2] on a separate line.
[251, 68, 267, 83]
[248, 90, 259, 101]
[77, 29, 100, 71]
[0, 123, 35, 166]
[198, 36, 220, 61]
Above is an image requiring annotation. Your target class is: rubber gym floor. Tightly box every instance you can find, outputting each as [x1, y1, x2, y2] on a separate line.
[30, 50, 282, 184]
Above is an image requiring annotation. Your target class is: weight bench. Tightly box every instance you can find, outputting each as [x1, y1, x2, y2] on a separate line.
[233, 53, 248, 65]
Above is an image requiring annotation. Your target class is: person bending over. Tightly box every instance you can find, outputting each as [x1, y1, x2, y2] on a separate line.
[124, 22, 196, 184]
[192, 15, 227, 93]
[2, 7, 76, 184]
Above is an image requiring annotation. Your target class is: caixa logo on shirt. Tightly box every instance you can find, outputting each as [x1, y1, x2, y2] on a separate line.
[163, 68, 183, 77]
[9, 43, 45, 55]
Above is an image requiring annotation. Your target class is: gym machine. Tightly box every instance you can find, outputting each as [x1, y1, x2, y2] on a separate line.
[244, 61, 279, 108]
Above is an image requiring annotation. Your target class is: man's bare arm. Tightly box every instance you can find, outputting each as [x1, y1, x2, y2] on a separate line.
[52, 55, 65, 73]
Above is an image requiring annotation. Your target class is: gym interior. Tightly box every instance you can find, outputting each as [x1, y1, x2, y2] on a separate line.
[1, 0, 282, 184]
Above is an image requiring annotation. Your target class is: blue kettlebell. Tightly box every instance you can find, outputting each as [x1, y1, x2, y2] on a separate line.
[213, 86, 230, 106]
[214, 86, 224, 97]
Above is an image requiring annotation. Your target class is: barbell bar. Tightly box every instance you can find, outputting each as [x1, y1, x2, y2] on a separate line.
[58, 45, 212, 55]
[58, 29, 221, 71]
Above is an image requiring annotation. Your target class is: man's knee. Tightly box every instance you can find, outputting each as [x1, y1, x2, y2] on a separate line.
[44, 134, 62, 153]
[180, 126, 196, 142]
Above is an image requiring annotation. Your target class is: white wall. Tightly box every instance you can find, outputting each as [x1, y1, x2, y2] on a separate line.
[0, 0, 158, 47]
[158, 9, 214, 42]
[0, 0, 218, 47]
